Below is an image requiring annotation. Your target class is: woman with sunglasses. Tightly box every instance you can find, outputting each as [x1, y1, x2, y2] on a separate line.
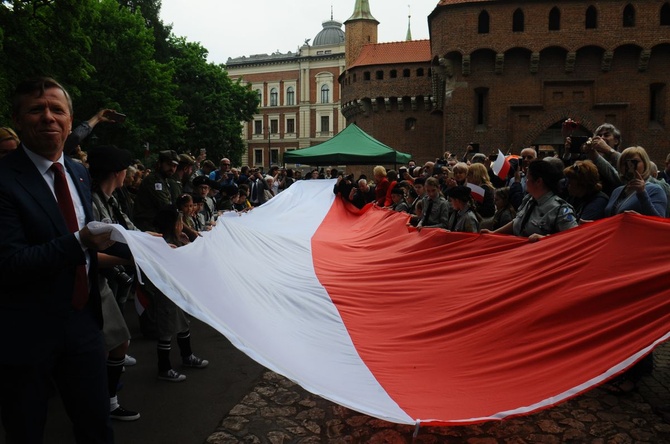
[604, 146, 667, 217]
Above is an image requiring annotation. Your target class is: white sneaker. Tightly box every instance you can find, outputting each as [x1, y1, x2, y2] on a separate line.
[124, 354, 137, 366]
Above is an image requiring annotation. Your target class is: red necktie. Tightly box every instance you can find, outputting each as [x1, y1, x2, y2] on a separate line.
[51, 163, 89, 309]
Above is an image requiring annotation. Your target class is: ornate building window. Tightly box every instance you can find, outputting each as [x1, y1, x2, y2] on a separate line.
[513, 9, 524, 32]
[321, 84, 330, 103]
[254, 149, 263, 166]
[286, 118, 295, 134]
[623, 4, 635, 27]
[320, 115, 330, 134]
[270, 119, 278, 134]
[586, 6, 597, 28]
[270, 148, 280, 165]
[549, 7, 561, 30]
[254, 120, 263, 135]
[286, 87, 295, 106]
[270, 88, 278, 106]
[256, 89, 262, 106]
[478, 11, 490, 34]
[662, 3, 670, 25]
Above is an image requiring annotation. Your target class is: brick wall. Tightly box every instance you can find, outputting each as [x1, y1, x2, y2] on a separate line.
[428, 0, 670, 163]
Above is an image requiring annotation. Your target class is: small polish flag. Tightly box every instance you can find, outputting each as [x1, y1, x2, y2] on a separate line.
[492, 150, 511, 179]
[466, 183, 485, 203]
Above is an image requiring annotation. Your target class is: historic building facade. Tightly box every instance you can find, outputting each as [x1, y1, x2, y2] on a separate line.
[340, 0, 670, 164]
[340, 2, 444, 164]
[226, 18, 347, 169]
[428, 0, 670, 162]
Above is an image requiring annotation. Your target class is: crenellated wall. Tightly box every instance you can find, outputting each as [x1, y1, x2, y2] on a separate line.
[427, 0, 670, 162]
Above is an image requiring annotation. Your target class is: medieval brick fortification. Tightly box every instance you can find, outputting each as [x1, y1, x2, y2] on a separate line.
[342, 0, 670, 164]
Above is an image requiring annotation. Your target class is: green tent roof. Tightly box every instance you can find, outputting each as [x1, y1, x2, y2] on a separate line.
[283, 124, 411, 166]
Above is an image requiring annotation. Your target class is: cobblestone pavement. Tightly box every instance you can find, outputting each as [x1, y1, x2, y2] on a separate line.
[207, 343, 670, 444]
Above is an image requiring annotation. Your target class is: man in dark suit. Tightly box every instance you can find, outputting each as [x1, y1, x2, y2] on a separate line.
[0, 77, 115, 443]
[248, 168, 268, 207]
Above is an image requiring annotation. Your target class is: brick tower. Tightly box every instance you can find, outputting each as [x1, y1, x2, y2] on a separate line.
[344, 0, 379, 69]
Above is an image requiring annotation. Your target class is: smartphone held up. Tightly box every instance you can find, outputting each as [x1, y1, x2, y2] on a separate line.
[104, 110, 127, 123]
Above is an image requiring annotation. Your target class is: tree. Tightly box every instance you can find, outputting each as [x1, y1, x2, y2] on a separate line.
[116, 0, 173, 63]
[74, 0, 185, 157]
[168, 37, 259, 164]
[0, 0, 258, 164]
[0, 0, 94, 119]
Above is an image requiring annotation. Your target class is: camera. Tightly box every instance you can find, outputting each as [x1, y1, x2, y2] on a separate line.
[112, 266, 133, 286]
[569, 136, 590, 154]
[623, 159, 640, 180]
[562, 118, 579, 136]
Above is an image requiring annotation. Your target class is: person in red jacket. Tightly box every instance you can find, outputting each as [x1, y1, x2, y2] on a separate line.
[373, 165, 390, 206]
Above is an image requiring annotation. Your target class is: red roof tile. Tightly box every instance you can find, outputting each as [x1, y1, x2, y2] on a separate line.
[350, 40, 431, 68]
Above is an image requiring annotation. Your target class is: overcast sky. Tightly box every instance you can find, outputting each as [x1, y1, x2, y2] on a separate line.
[159, 0, 439, 64]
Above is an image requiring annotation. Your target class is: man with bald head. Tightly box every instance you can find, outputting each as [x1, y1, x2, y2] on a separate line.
[210, 157, 231, 182]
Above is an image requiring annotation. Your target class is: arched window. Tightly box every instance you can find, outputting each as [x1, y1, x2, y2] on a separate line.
[286, 87, 295, 106]
[623, 4, 635, 27]
[478, 11, 490, 34]
[513, 9, 525, 32]
[586, 6, 597, 28]
[549, 7, 561, 30]
[661, 3, 670, 26]
[270, 87, 278, 106]
[320, 84, 330, 103]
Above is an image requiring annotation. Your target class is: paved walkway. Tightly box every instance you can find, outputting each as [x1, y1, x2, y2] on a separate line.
[206, 343, 670, 443]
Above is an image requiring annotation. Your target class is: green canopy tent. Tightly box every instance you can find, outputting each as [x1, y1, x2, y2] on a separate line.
[282, 123, 411, 166]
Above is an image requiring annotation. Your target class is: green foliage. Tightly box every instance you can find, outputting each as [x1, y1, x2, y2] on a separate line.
[0, 0, 259, 164]
[74, 0, 185, 157]
[0, 0, 95, 119]
[169, 37, 259, 164]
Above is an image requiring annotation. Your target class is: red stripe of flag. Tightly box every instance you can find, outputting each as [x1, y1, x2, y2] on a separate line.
[467, 183, 486, 203]
[492, 149, 511, 179]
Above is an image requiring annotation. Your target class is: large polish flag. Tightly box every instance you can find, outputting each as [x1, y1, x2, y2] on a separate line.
[103, 180, 670, 426]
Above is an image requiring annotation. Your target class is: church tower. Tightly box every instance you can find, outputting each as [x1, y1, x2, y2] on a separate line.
[344, 0, 379, 68]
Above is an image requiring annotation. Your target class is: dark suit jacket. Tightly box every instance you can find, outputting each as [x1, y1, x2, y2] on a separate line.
[0, 146, 102, 363]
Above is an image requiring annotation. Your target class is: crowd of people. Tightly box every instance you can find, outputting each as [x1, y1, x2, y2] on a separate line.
[2, 76, 670, 442]
[332, 126, 669, 400]
[334, 127, 669, 244]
